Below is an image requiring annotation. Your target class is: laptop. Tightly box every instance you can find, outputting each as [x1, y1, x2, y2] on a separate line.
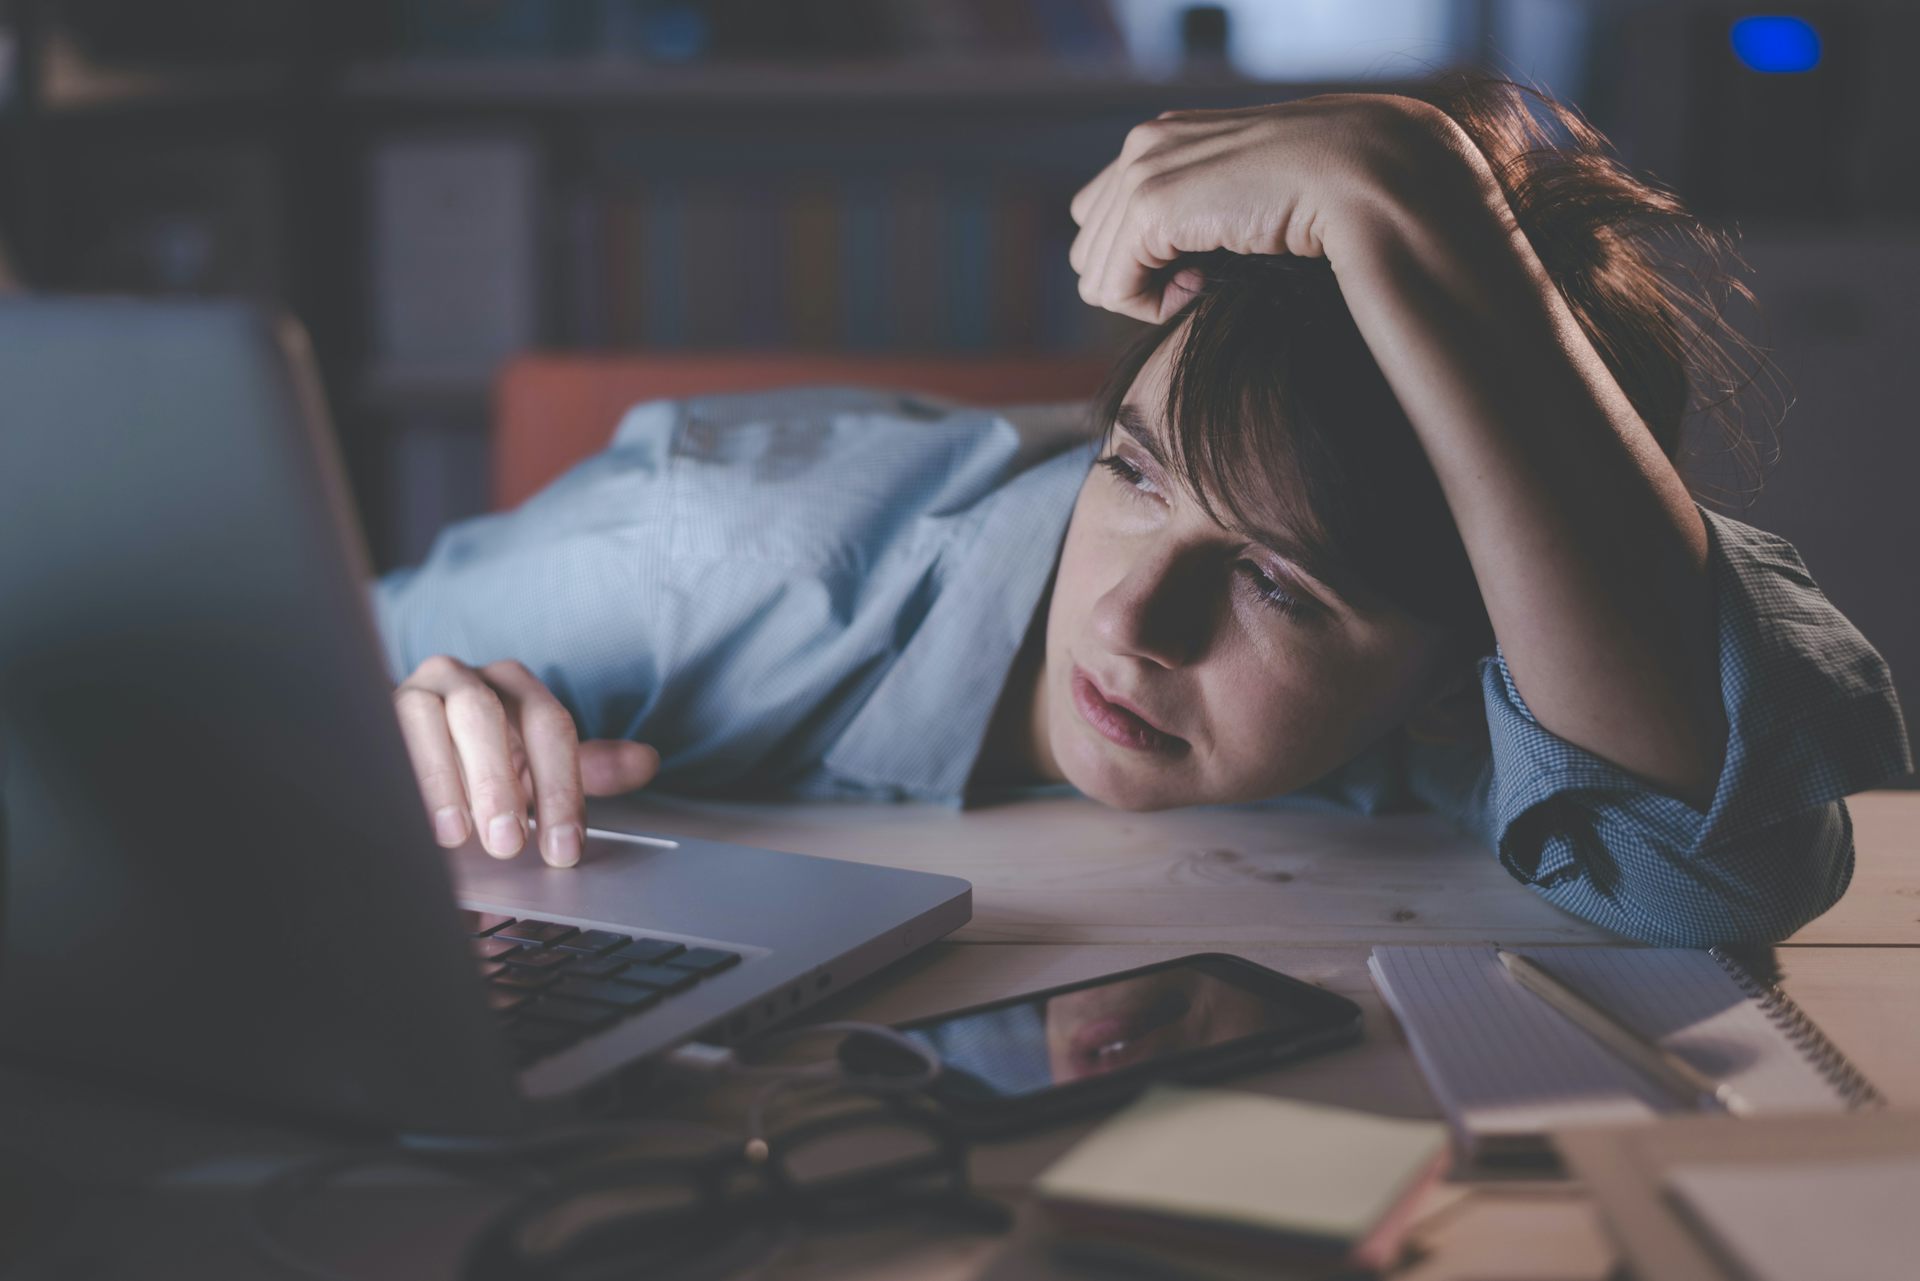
[0, 299, 971, 1135]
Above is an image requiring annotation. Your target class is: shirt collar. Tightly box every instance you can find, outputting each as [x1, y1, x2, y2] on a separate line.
[821, 443, 1091, 804]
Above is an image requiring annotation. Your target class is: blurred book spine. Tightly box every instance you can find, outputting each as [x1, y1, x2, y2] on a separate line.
[557, 167, 1101, 353]
[370, 134, 539, 368]
[392, 0, 1124, 62]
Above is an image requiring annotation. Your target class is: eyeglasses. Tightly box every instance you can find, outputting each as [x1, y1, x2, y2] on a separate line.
[249, 1023, 997, 1281]
[458, 1094, 1010, 1281]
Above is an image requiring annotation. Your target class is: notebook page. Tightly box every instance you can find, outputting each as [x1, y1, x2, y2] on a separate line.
[1665, 1156, 1920, 1281]
[1534, 948, 1844, 1112]
[1369, 947, 1847, 1144]
[1370, 947, 1663, 1141]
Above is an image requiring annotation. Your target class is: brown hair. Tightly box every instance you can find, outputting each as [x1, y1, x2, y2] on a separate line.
[1090, 73, 1769, 659]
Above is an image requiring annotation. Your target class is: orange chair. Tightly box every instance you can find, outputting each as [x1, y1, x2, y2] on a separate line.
[490, 352, 1112, 511]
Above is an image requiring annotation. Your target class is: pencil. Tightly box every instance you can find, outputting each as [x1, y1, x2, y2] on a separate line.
[1495, 947, 1756, 1117]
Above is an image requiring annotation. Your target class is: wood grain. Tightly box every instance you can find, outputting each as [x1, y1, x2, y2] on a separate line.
[592, 789, 1920, 947]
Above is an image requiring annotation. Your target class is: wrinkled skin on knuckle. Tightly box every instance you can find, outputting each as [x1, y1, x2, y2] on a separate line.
[1121, 119, 1161, 158]
[392, 685, 442, 717]
[443, 682, 506, 736]
[469, 775, 523, 817]
[522, 699, 578, 746]
[416, 761, 466, 800]
[482, 657, 535, 684]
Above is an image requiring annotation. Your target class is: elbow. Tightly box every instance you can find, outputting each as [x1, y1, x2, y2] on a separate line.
[1652, 802, 1856, 946]
[1685, 800, 1857, 946]
[1523, 801, 1856, 947]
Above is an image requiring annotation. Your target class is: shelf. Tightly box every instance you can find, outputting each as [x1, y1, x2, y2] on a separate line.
[338, 56, 1374, 110]
[27, 31, 287, 117]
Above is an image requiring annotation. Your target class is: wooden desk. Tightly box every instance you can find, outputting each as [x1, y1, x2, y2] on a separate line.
[587, 787, 1920, 1281]
[2, 790, 1915, 1280]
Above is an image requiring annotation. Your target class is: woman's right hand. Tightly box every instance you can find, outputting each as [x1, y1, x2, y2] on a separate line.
[392, 655, 661, 868]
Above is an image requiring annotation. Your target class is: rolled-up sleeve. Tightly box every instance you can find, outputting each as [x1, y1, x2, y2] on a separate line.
[1434, 506, 1912, 946]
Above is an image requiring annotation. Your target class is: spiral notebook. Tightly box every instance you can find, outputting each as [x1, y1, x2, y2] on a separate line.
[1368, 945, 1883, 1164]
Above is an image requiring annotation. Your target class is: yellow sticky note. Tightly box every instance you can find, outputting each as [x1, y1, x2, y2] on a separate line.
[1035, 1084, 1449, 1240]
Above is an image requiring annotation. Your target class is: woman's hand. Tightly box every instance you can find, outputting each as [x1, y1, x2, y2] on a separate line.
[393, 655, 661, 867]
[1068, 93, 1471, 323]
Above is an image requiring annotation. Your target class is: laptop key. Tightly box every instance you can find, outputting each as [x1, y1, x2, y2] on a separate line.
[612, 939, 684, 966]
[495, 919, 578, 947]
[523, 996, 618, 1030]
[555, 976, 660, 1011]
[502, 948, 573, 972]
[568, 956, 628, 980]
[476, 961, 508, 982]
[491, 968, 562, 993]
[462, 910, 515, 938]
[612, 963, 698, 994]
[666, 947, 741, 975]
[554, 929, 631, 956]
[486, 986, 529, 1014]
[473, 936, 521, 962]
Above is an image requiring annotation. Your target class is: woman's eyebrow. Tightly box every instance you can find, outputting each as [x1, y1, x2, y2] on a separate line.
[1114, 402, 1355, 609]
[1114, 404, 1173, 471]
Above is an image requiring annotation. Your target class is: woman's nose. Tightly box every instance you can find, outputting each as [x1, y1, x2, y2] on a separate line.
[1089, 551, 1207, 668]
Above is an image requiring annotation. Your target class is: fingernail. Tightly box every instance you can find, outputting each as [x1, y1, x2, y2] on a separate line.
[433, 806, 469, 847]
[546, 823, 582, 869]
[485, 812, 524, 859]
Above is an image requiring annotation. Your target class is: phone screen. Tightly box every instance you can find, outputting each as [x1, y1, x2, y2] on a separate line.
[896, 958, 1337, 1102]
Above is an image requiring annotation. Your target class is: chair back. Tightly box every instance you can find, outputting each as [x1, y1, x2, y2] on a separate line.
[492, 352, 1111, 510]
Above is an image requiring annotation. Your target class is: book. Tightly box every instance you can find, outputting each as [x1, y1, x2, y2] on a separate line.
[369, 134, 539, 367]
[1033, 1084, 1450, 1279]
[1556, 1110, 1920, 1281]
[1368, 945, 1883, 1165]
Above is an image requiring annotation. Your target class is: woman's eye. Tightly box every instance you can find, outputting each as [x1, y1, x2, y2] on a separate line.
[1238, 561, 1306, 619]
[1095, 453, 1155, 496]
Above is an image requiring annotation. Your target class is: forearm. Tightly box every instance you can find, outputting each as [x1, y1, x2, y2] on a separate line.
[1325, 109, 1726, 808]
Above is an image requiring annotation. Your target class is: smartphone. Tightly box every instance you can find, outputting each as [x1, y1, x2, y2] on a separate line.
[847, 953, 1362, 1136]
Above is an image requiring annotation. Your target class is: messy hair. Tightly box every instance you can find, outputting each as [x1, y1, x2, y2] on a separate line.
[1091, 73, 1770, 658]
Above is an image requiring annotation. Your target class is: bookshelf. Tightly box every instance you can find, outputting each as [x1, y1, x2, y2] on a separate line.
[342, 61, 1373, 417]
[0, 8, 1457, 565]
[338, 56, 1336, 109]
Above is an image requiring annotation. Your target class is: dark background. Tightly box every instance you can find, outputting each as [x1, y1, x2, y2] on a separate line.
[1, 0, 1913, 770]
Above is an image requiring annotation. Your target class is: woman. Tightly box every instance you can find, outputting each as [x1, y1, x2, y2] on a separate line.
[375, 76, 1910, 946]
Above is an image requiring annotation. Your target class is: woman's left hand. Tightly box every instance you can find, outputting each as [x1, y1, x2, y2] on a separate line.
[1068, 93, 1468, 324]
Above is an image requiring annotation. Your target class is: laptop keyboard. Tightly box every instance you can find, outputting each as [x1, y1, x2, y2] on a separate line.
[462, 910, 741, 1066]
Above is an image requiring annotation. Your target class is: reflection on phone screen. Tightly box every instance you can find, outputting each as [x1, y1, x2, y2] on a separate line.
[901, 964, 1306, 1100]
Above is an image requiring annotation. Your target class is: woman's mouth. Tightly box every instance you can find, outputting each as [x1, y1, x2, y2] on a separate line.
[1062, 987, 1195, 1076]
[1071, 667, 1188, 755]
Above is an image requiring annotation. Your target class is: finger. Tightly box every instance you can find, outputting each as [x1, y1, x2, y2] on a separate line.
[485, 660, 587, 869]
[1155, 265, 1206, 325]
[581, 740, 661, 796]
[425, 667, 526, 860]
[1080, 123, 1182, 314]
[1073, 158, 1131, 288]
[1093, 166, 1195, 323]
[1082, 164, 1154, 315]
[508, 725, 534, 801]
[1069, 156, 1116, 231]
[1075, 169, 1129, 308]
[392, 684, 471, 848]
[1068, 160, 1118, 273]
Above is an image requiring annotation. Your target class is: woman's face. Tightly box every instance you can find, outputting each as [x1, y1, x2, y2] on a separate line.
[1039, 337, 1458, 810]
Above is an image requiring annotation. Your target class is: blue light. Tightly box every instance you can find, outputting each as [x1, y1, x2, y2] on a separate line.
[1731, 16, 1822, 73]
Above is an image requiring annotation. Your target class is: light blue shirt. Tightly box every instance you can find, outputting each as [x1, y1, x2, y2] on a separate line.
[374, 388, 1912, 947]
